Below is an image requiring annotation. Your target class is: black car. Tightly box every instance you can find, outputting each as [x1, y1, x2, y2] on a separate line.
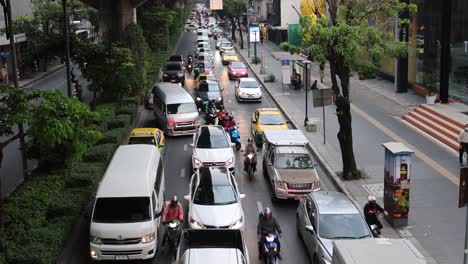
[162, 62, 185, 86]
[167, 55, 185, 66]
[194, 80, 223, 107]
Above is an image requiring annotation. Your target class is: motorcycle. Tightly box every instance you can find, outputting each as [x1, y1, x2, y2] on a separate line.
[229, 125, 241, 151]
[187, 63, 193, 74]
[245, 153, 256, 180]
[367, 210, 382, 237]
[263, 233, 279, 264]
[166, 219, 181, 259]
[205, 106, 217, 125]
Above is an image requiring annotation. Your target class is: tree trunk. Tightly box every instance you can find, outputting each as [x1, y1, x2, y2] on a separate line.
[333, 68, 360, 179]
[230, 17, 236, 42]
[237, 18, 244, 49]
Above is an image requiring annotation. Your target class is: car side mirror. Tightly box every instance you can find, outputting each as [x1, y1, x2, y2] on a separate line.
[154, 209, 163, 218]
[239, 194, 246, 199]
[189, 143, 194, 148]
[305, 225, 315, 233]
[184, 195, 191, 201]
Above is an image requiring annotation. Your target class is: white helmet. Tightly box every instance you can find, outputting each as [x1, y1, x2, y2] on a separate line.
[368, 195, 376, 202]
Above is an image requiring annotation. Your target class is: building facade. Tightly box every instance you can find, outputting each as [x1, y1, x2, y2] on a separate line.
[380, 0, 468, 102]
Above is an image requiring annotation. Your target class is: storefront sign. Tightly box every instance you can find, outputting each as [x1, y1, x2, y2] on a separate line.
[249, 26, 260, 43]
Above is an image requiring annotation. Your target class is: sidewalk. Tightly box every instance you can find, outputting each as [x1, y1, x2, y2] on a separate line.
[231, 33, 446, 263]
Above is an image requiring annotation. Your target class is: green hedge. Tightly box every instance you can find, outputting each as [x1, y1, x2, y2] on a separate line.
[107, 114, 132, 129]
[96, 127, 125, 145]
[83, 143, 116, 163]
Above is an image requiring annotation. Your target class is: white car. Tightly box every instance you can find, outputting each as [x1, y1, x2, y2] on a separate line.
[185, 167, 246, 230]
[191, 125, 235, 174]
[235, 77, 263, 102]
[220, 41, 234, 54]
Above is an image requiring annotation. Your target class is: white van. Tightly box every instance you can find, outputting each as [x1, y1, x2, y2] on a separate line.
[89, 145, 165, 261]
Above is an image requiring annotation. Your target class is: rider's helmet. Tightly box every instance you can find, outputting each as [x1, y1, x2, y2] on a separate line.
[368, 195, 376, 204]
[170, 195, 178, 207]
[264, 207, 272, 219]
[247, 138, 253, 144]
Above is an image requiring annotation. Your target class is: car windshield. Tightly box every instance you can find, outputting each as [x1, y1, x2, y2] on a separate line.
[275, 154, 313, 169]
[196, 130, 229, 148]
[128, 137, 156, 145]
[231, 63, 245, 69]
[240, 80, 258, 88]
[259, 113, 285, 125]
[225, 51, 236, 56]
[193, 185, 237, 205]
[165, 64, 181, 71]
[198, 82, 220, 92]
[319, 214, 370, 239]
[167, 103, 197, 114]
[92, 197, 151, 223]
[169, 56, 182, 61]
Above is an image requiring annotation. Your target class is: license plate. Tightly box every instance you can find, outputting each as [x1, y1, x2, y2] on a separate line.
[171, 80, 176, 83]
[115, 255, 129, 260]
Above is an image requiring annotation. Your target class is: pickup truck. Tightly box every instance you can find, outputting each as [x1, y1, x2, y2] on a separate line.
[262, 129, 321, 201]
[177, 229, 249, 264]
[333, 238, 426, 264]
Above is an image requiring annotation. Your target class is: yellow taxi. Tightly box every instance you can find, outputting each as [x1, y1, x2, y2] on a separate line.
[251, 108, 289, 146]
[128, 128, 165, 156]
[222, 50, 239, 65]
[195, 72, 217, 84]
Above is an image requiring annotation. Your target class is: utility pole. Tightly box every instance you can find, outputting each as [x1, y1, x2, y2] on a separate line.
[62, 0, 73, 97]
[304, 60, 311, 126]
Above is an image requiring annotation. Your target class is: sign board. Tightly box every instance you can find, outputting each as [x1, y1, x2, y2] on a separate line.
[312, 88, 333, 107]
[210, 0, 223, 10]
[249, 26, 260, 43]
[280, 59, 290, 66]
[282, 69, 291, 85]
[459, 167, 468, 208]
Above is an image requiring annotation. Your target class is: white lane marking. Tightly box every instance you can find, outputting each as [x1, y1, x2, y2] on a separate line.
[256, 201, 263, 214]
[180, 168, 186, 178]
[184, 144, 188, 151]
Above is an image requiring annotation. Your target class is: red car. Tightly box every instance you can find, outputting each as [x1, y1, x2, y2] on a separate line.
[228, 61, 248, 80]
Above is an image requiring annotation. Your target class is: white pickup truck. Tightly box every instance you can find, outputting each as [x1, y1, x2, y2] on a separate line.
[333, 238, 426, 264]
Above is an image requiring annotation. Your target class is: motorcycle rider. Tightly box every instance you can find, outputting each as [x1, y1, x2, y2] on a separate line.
[257, 207, 282, 260]
[162, 196, 184, 245]
[363, 195, 387, 233]
[244, 138, 257, 172]
[217, 105, 228, 126]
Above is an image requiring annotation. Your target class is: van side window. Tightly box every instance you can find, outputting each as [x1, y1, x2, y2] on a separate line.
[154, 158, 163, 194]
[269, 151, 275, 164]
[152, 191, 157, 217]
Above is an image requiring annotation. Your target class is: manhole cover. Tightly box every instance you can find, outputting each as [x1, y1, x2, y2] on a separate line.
[362, 183, 384, 198]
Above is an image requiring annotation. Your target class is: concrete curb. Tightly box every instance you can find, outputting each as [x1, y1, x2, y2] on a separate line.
[20, 64, 65, 88]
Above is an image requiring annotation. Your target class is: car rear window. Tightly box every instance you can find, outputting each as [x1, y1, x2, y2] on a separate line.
[92, 197, 151, 223]
[231, 62, 245, 69]
[198, 82, 220, 92]
[318, 214, 370, 239]
[165, 64, 181, 71]
[169, 56, 182, 61]
[275, 154, 313, 169]
[259, 114, 285, 125]
[128, 137, 156, 145]
[225, 50, 236, 56]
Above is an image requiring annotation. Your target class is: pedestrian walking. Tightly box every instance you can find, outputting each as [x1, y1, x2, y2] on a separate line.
[319, 63, 325, 83]
[459, 124, 468, 164]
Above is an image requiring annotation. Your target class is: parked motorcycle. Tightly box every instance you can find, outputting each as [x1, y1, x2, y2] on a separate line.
[263, 233, 279, 264]
[369, 211, 383, 237]
[166, 219, 181, 259]
[229, 125, 241, 151]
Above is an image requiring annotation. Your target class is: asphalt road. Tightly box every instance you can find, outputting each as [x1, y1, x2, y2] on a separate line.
[130, 31, 338, 264]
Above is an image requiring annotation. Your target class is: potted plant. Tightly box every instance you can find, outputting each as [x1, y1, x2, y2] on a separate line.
[423, 72, 437, 105]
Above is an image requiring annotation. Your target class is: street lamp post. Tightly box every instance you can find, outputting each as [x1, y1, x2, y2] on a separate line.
[247, 7, 254, 58]
[62, 0, 73, 98]
[303, 60, 311, 127]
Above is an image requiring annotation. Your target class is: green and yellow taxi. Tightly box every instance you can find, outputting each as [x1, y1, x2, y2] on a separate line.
[222, 50, 239, 65]
[128, 128, 165, 156]
[195, 72, 217, 84]
[251, 108, 289, 146]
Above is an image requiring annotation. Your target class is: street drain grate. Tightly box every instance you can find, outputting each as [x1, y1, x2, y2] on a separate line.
[362, 183, 384, 198]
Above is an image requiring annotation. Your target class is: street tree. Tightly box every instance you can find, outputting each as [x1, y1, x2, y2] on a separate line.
[27, 90, 102, 170]
[283, 0, 416, 179]
[224, 0, 247, 48]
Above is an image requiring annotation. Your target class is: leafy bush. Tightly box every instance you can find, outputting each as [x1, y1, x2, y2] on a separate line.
[116, 104, 136, 116]
[83, 143, 116, 163]
[122, 96, 140, 106]
[96, 127, 125, 145]
[107, 114, 132, 129]
[71, 161, 106, 176]
[65, 173, 94, 188]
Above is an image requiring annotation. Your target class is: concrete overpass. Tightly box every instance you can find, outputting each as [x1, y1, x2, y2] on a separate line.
[81, 0, 187, 41]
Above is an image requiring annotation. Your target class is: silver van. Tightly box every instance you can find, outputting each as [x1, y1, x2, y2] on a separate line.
[153, 83, 200, 136]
